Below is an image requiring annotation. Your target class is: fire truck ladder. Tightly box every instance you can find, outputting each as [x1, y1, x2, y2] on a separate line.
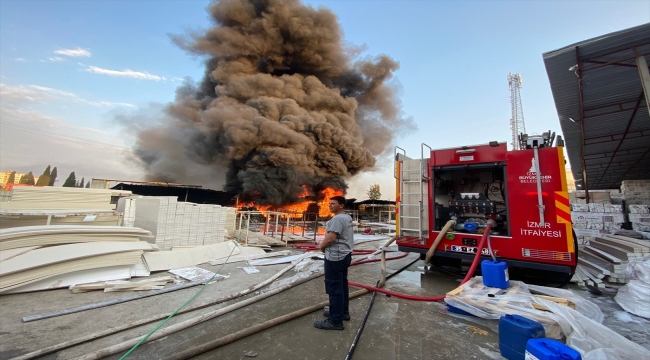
[395, 144, 431, 244]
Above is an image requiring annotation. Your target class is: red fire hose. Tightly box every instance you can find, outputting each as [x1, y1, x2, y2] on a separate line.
[348, 223, 493, 301]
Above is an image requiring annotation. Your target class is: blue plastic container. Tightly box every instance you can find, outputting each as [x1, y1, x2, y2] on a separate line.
[482, 260, 509, 289]
[499, 314, 545, 360]
[446, 304, 477, 317]
[525, 339, 581, 360]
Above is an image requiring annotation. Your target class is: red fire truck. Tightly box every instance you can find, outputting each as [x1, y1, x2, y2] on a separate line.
[394, 132, 577, 283]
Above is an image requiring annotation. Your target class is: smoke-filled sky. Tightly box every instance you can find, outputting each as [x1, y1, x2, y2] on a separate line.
[1, 0, 648, 199]
[132, 0, 413, 204]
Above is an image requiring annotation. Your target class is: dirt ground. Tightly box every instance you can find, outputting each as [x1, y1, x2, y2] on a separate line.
[1, 242, 648, 360]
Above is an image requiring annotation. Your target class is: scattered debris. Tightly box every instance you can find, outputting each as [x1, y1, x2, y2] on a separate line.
[142, 241, 240, 271]
[70, 276, 174, 293]
[169, 267, 227, 283]
[249, 253, 322, 266]
[615, 257, 650, 318]
[241, 267, 260, 275]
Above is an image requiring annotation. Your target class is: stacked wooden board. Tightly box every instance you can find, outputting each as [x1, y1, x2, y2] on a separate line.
[0, 225, 156, 293]
[572, 234, 650, 288]
[0, 187, 129, 210]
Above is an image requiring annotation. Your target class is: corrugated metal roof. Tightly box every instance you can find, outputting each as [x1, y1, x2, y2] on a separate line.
[543, 23, 650, 190]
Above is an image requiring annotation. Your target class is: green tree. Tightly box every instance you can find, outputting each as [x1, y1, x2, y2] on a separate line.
[367, 183, 381, 200]
[48, 167, 58, 186]
[36, 165, 51, 186]
[79, 177, 85, 188]
[5, 171, 16, 188]
[63, 172, 77, 187]
[85, 182, 90, 188]
[20, 171, 35, 185]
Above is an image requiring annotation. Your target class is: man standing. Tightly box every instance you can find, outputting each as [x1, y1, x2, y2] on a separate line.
[314, 196, 354, 330]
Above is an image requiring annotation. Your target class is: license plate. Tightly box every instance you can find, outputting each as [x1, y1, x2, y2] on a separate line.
[451, 245, 490, 255]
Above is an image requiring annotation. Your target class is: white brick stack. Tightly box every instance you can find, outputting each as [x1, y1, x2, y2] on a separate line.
[621, 180, 650, 205]
[570, 190, 625, 244]
[628, 205, 650, 232]
[621, 180, 650, 233]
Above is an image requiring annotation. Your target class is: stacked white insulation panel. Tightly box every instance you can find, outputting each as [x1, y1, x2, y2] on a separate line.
[127, 196, 232, 250]
[116, 197, 141, 227]
[0, 187, 133, 229]
[0, 210, 120, 229]
[132, 197, 176, 250]
[0, 187, 121, 210]
[0, 225, 155, 293]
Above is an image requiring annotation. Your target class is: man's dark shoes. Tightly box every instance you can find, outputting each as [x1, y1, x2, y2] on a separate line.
[323, 309, 351, 321]
[314, 319, 344, 330]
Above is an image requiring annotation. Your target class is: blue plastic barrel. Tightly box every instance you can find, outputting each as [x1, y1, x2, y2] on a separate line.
[499, 314, 545, 360]
[525, 339, 581, 360]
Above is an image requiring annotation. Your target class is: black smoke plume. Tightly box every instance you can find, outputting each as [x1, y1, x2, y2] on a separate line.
[132, 0, 412, 205]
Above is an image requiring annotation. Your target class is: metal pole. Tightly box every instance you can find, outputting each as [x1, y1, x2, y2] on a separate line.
[245, 214, 250, 246]
[533, 146, 545, 226]
[285, 216, 290, 246]
[634, 48, 650, 118]
[576, 46, 590, 203]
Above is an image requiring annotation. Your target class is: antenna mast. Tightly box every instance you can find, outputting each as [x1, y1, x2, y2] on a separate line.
[508, 73, 526, 150]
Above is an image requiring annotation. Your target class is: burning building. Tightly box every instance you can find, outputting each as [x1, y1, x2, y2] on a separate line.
[131, 0, 412, 210]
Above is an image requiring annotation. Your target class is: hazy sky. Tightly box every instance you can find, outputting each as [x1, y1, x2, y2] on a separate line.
[1, 0, 648, 199]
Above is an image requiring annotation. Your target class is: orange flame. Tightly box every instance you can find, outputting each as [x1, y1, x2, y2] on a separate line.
[237, 187, 343, 218]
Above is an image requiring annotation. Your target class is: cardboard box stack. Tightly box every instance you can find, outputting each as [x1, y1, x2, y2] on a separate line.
[570, 190, 625, 244]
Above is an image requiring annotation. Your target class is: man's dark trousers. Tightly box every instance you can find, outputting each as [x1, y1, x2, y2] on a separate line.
[324, 253, 352, 324]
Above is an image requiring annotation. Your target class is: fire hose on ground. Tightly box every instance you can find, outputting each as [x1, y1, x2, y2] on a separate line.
[164, 221, 492, 359]
[350, 220, 493, 301]
[47, 220, 488, 360]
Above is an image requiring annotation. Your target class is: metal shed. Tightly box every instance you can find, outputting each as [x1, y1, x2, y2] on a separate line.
[543, 23, 650, 192]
